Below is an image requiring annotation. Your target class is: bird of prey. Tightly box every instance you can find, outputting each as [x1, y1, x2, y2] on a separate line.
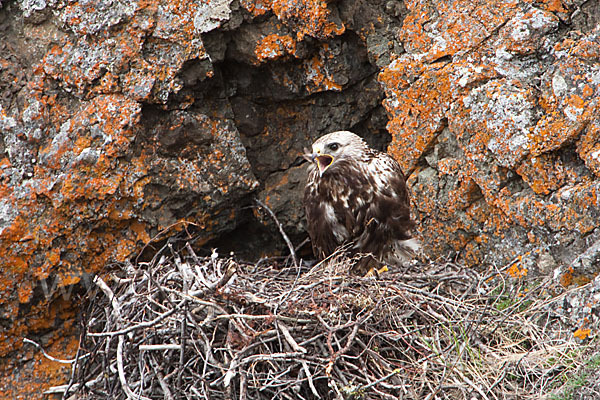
[303, 131, 419, 269]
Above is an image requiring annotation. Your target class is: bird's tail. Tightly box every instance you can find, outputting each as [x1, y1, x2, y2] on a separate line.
[386, 238, 421, 265]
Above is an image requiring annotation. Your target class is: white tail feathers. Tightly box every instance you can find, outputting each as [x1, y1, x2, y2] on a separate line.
[400, 238, 421, 253]
[384, 238, 422, 265]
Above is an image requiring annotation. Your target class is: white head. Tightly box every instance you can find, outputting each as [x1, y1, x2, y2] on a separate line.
[304, 131, 369, 176]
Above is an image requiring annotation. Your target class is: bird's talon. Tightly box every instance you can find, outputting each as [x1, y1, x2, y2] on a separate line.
[377, 265, 389, 274]
[363, 268, 377, 278]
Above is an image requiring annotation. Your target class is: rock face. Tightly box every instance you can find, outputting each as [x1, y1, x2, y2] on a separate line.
[0, 0, 598, 395]
[381, 1, 600, 274]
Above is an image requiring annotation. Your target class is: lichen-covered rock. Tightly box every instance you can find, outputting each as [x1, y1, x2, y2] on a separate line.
[1, 0, 600, 396]
[42, 0, 212, 103]
[0, 0, 259, 394]
[380, 1, 600, 271]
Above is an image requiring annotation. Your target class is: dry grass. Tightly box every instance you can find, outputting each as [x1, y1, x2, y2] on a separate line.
[49, 243, 593, 400]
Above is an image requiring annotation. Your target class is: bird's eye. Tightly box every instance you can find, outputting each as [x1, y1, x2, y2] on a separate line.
[328, 143, 340, 151]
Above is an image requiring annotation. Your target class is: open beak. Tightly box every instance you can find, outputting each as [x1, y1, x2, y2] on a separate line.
[315, 154, 334, 175]
[303, 149, 334, 176]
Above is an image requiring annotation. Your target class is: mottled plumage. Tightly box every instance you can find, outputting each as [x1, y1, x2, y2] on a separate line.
[303, 131, 418, 266]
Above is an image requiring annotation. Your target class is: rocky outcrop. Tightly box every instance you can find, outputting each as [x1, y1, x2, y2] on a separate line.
[0, 0, 599, 395]
[381, 2, 600, 276]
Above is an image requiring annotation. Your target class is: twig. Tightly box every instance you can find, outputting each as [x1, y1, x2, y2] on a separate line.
[139, 344, 182, 351]
[255, 199, 298, 267]
[238, 351, 306, 368]
[214, 314, 313, 324]
[149, 354, 174, 400]
[278, 322, 307, 353]
[95, 275, 151, 400]
[301, 361, 321, 399]
[358, 368, 403, 393]
[239, 370, 248, 400]
[44, 375, 104, 394]
[175, 250, 189, 393]
[87, 308, 178, 337]
[61, 329, 84, 400]
[93, 275, 122, 320]
[23, 338, 80, 364]
[117, 322, 151, 400]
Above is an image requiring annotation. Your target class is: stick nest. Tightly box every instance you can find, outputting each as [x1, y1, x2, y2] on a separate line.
[61, 244, 591, 400]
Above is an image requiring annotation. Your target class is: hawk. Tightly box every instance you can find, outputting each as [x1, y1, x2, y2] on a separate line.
[303, 131, 419, 268]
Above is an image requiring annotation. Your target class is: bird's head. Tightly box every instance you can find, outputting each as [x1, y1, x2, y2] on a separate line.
[303, 131, 368, 177]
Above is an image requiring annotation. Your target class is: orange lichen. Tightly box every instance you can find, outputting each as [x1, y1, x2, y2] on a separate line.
[271, 0, 345, 40]
[437, 158, 463, 175]
[41, 1, 207, 103]
[17, 283, 34, 304]
[0, 333, 78, 399]
[573, 328, 591, 341]
[131, 220, 151, 243]
[516, 154, 565, 195]
[560, 266, 574, 287]
[255, 34, 297, 63]
[241, 0, 346, 39]
[239, 0, 271, 16]
[400, 0, 518, 61]
[377, 0, 600, 267]
[444, 178, 481, 217]
[537, 0, 568, 13]
[0, 2, 262, 392]
[577, 122, 600, 176]
[572, 275, 592, 287]
[304, 53, 342, 93]
[507, 261, 528, 278]
[380, 56, 453, 172]
[571, 35, 600, 59]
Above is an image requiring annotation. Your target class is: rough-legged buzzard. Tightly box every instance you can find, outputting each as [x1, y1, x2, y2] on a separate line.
[303, 131, 419, 268]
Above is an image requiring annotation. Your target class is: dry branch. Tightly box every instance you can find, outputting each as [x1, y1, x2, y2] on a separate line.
[255, 199, 299, 268]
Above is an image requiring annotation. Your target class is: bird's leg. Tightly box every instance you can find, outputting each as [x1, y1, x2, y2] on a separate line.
[363, 264, 389, 277]
[352, 254, 387, 277]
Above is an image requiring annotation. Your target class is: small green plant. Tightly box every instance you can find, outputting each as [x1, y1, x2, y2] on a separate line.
[549, 350, 600, 400]
[587, 353, 600, 367]
[495, 296, 514, 311]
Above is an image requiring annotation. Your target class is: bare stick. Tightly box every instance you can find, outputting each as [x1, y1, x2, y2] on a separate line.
[71, 238, 586, 400]
[239, 370, 248, 400]
[23, 338, 80, 364]
[326, 322, 361, 375]
[93, 275, 122, 320]
[174, 249, 189, 393]
[302, 361, 321, 399]
[213, 313, 312, 324]
[277, 320, 320, 397]
[95, 275, 151, 400]
[149, 354, 175, 400]
[188, 259, 237, 296]
[278, 322, 307, 353]
[44, 375, 104, 395]
[360, 368, 402, 392]
[139, 344, 182, 351]
[255, 199, 298, 268]
[87, 308, 178, 337]
[61, 331, 84, 400]
[117, 323, 151, 400]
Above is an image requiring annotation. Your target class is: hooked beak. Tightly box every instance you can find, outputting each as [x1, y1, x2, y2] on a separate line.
[303, 148, 334, 176]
